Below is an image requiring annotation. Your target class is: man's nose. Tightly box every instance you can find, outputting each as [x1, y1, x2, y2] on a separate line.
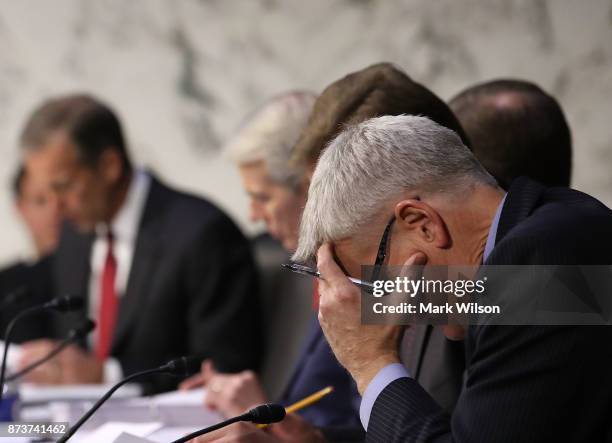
[249, 202, 263, 222]
[51, 193, 67, 217]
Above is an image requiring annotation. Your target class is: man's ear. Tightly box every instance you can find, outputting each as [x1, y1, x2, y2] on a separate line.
[394, 199, 450, 248]
[98, 149, 124, 184]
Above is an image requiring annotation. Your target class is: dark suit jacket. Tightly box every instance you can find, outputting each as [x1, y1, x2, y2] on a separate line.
[0, 255, 55, 343]
[367, 177, 612, 442]
[52, 175, 263, 393]
[280, 315, 361, 428]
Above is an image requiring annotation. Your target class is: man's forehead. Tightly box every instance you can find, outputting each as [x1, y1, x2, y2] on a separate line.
[240, 162, 275, 186]
[20, 171, 44, 192]
[25, 132, 79, 169]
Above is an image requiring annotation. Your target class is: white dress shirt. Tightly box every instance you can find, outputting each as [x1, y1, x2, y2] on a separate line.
[88, 169, 151, 383]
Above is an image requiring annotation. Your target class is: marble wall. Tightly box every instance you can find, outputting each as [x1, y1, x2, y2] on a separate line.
[0, 0, 610, 264]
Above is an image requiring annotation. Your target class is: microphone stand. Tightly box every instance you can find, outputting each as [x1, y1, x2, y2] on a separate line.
[0, 305, 48, 401]
[170, 404, 287, 443]
[171, 414, 251, 443]
[58, 356, 199, 442]
[57, 367, 164, 443]
[6, 321, 94, 382]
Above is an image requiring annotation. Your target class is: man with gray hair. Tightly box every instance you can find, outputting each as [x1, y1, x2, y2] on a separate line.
[293, 115, 612, 442]
[181, 91, 362, 429]
[225, 91, 314, 250]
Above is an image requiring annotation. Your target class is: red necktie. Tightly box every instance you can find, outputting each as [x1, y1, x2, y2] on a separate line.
[96, 232, 118, 361]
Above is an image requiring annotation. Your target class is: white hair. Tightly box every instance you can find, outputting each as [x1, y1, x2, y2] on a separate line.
[225, 91, 316, 188]
[292, 114, 497, 263]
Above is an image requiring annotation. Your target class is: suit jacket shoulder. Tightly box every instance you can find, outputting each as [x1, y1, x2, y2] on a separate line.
[52, 174, 263, 392]
[367, 178, 612, 443]
[490, 178, 612, 266]
[143, 177, 247, 245]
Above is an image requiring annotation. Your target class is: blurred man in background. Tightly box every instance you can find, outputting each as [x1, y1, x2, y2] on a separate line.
[449, 79, 572, 188]
[181, 90, 362, 428]
[15, 93, 262, 393]
[12, 165, 62, 258]
[0, 165, 61, 343]
[291, 63, 470, 177]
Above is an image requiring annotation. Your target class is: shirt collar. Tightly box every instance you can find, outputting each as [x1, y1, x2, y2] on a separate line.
[483, 193, 507, 263]
[96, 169, 151, 243]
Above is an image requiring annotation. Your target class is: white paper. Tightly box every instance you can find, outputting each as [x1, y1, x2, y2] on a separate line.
[113, 432, 157, 443]
[150, 388, 207, 406]
[19, 382, 142, 403]
[146, 426, 201, 442]
[72, 422, 162, 443]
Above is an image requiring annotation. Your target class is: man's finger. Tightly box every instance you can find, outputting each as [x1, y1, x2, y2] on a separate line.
[179, 373, 205, 390]
[19, 339, 54, 353]
[398, 252, 428, 279]
[201, 359, 216, 384]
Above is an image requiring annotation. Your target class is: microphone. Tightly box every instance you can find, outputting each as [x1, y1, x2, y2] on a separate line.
[58, 356, 200, 442]
[247, 403, 287, 424]
[6, 319, 96, 382]
[170, 403, 287, 443]
[0, 295, 85, 402]
[43, 295, 85, 312]
[0, 286, 30, 309]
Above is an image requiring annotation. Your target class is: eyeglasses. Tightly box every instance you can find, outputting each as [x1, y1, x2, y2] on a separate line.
[282, 215, 396, 291]
[370, 216, 396, 282]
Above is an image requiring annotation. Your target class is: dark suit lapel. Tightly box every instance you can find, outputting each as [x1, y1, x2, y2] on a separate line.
[495, 177, 546, 245]
[111, 177, 167, 354]
[471, 177, 547, 350]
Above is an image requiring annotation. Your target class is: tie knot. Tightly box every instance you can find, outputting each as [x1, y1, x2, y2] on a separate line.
[106, 230, 115, 254]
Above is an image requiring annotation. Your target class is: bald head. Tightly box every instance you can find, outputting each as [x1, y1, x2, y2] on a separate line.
[450, 79, 572, 188]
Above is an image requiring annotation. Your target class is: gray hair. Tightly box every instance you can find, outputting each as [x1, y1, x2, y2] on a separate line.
[292, 115, 497, 263]
[225, 91, 316, 188]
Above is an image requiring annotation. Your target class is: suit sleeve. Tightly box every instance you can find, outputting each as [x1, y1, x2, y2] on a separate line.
[367, 236, 612, 443]
[182, 212, 264, 373]
[367, 323, 611, 443]
[0, 257, 56, 343]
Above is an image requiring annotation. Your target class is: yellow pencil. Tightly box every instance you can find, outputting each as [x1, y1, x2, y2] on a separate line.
[257, 386, 334, 428]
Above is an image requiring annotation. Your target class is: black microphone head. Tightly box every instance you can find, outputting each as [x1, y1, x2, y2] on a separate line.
[160, 356, 201, 377]
[45, 295, 85, 312]
[72, 318, 96, 338]
[246, 404, 286, 424]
